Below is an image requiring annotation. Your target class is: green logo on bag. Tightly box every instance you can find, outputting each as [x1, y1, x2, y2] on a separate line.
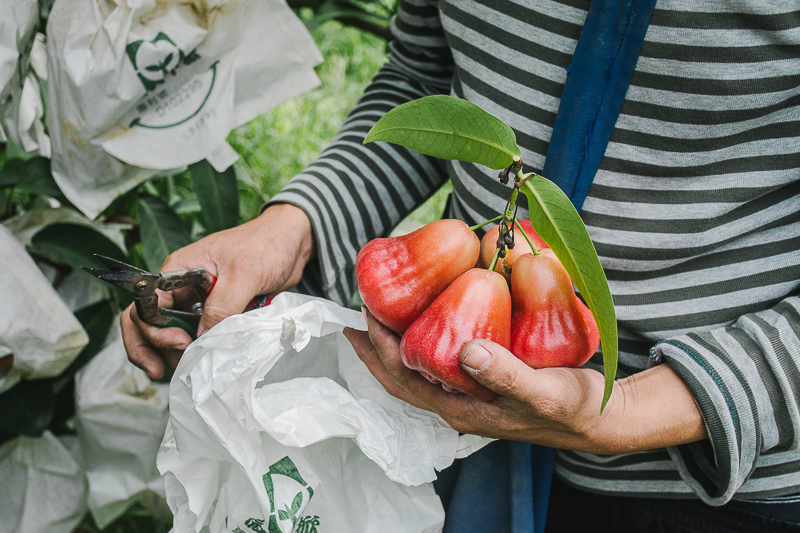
[126, 32, 201, 91]
[262, 456, 318, 533]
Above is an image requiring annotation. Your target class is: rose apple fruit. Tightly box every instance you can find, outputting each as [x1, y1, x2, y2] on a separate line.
[356, 219, 480, 334]
[510, 250, 600, 368]
[400, 268, 511, 401]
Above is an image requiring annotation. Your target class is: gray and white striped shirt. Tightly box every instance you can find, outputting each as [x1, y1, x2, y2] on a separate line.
[271, 0, 800, 505]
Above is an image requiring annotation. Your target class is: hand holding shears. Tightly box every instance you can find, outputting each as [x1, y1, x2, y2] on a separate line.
[96, 204, 316, 381]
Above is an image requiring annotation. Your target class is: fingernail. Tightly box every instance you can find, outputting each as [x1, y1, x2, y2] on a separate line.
[361, 306, 368, 324]
[461, 342, 492, 371]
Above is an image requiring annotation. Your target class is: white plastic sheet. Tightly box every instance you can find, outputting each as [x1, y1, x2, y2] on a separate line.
[46, 0, 323, 218]
[0, 225, 88, 393]
[159, 293, 490, 533]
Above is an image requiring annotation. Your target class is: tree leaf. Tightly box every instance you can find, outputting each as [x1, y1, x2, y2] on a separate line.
[188, 160, 239, 233]
[520, 177, 618, 412]
[17, 156, 63, 198]
[138, 193, 193, 272]
[28, 223, 133, 308]
[0, 168, 21, 188]
[364, 95, 520, 170]
[28, 223, 127, 270]
[0, 379, 55, 437]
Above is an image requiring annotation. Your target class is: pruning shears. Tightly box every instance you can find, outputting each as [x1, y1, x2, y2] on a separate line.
[82, 255, 271, 337]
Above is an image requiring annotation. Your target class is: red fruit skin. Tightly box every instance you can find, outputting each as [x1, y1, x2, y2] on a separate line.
[481, 220, 549, 281]
[356, 219, 480, 334]
[510, 250, 600, 369]
[400, 269, 511, 401]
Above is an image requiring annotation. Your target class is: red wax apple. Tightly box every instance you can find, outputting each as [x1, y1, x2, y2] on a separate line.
[400, 268, 511, 401]
[356, 219, 480, 334]
[480, 220, 549, 281]
[510, 250, 600, 369]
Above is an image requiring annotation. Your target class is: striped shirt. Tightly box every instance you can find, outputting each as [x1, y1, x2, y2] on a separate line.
[270, 0, 800, 505]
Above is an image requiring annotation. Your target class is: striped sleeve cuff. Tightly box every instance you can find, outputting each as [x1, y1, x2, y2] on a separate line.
[653, 296, 800, 505]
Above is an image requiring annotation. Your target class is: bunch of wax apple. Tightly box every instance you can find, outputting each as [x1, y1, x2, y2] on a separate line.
[356, 207, 600, 401]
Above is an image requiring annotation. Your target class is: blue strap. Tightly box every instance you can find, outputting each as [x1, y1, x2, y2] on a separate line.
[434, 441, 556, 533]
[542, 0, 658, 212]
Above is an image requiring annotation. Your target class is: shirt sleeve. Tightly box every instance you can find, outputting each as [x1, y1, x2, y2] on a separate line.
[653, 295, 800, 505]
[267, 0, 455, 306]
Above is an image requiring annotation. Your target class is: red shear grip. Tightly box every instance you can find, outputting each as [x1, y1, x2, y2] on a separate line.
[207, 274, 217, 293]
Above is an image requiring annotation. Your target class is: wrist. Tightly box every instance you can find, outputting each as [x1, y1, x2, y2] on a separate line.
[254, 203, 317, 290]
[590, 364, 707, 455]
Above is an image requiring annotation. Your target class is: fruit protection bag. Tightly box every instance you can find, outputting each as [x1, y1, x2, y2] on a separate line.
[46, 0, 323, 218]
[0, 225, 88, 394]
[0, 0, 50, 156]
[158, 293, 491, 533]
[0, 432, 88, 533]
[74, 321, 171, 529]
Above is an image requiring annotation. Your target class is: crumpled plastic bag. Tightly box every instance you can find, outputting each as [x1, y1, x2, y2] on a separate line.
[0, 431, 89, 533]
[0, 0, 39, 148]
[0, 224, 88, 393]
[1, 33, 50, 157]
[46, 0, 323, 218]
[74, 320, 171, 529]
[159, 292, 490, 533]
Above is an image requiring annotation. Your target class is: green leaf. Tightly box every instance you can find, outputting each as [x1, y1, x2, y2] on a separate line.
[28, 223, 133, 308]
[364, 95, 521, 170]
[138, 193, 192, 272]
[0, 379, 55, 437]
[520, 176, 618, 412]
[0, 168, 21, 188]
[28, 223, 127, 270]
[17, 156, 63, 198]
[188, 160, 239, 233]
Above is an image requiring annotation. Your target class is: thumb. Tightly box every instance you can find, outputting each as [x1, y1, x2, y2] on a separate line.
[459, 339, 537, 401]
[198, 276, 259, 336]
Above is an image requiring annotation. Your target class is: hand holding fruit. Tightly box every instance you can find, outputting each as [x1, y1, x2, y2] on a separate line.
[344, 311, 706, 453]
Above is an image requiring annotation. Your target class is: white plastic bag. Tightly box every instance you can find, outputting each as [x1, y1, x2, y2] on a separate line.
[0, 0, 50, 156]
[74, 321, 171, 529]
[0, 431, 88, 533]
[159, 293, 490, 533]
[0, 225, 88, 393]
[46, 0, 323, 218]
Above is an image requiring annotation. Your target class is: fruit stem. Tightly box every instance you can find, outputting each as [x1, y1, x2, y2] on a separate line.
[514, 220, 540, 255]
[503, 187, 519, 228]
[488, 246, 502, 272]
[469, 214, 503, 232]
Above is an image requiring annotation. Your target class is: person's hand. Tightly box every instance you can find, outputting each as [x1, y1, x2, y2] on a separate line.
[344, 308, 707, 455]
[121, 203, 315, 380]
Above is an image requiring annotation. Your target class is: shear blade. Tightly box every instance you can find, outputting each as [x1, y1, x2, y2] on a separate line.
[94, 254, 150, 274]
[81, 266, 143, 292]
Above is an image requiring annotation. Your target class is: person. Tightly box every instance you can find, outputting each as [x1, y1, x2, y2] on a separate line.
[121, 0, 800, 530]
